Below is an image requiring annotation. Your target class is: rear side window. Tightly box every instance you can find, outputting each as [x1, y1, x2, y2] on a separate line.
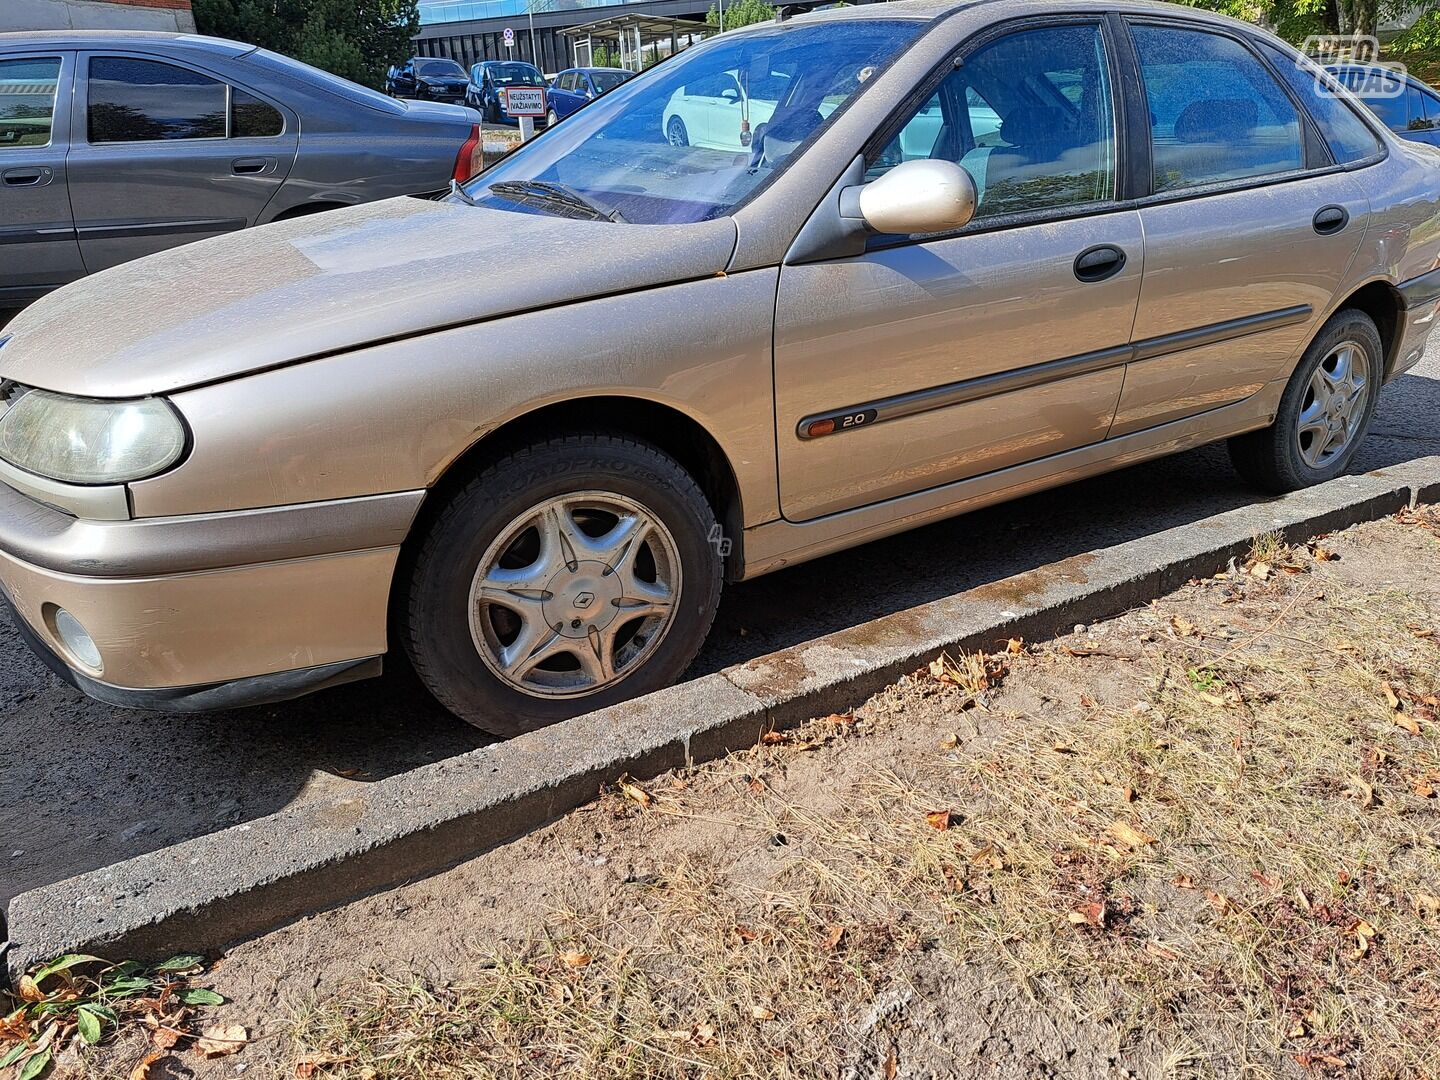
[0, 57, 61, 148]
[1257, 44, 1382, 164]
[89, 56, 226, 142]
[231, 88, 283, 137]
[1133, 25, 1303, 192]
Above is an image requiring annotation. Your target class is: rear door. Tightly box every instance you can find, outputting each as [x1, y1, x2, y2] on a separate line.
[0, 51, 85, 306]
[66, 51, 299, 272]
[1111, 21, 1371, 436]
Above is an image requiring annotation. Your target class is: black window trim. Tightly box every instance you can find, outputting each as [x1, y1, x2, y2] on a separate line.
[858, 10, 1133, 252]
[81, 50, 289, 145]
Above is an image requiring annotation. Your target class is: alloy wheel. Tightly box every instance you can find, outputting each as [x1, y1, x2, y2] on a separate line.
[468, 491, 682, 698]
[1296, 340, 1370, 469]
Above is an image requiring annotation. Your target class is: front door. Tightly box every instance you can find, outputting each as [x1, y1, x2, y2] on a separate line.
[775, 20, 1143, 521]
[0, 52, 85, 307]
[66, 52, 298, 273]
[1111, 22, 1370, 437]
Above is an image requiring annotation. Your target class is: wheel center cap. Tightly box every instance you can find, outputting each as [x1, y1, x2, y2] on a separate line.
[542, 560, 623, 639]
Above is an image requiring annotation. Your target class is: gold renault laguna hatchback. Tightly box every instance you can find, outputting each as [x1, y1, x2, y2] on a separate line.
[2, 0, 1438, 735]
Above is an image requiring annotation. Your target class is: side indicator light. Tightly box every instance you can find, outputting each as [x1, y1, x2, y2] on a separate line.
[807, 419, 836, 438]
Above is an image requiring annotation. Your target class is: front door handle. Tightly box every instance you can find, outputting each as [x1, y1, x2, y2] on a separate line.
[1313, 205, 1349, 235]
[2, 167, 49, 187]
[1073, 244, 1127, 283]
[231, 157, 275, 175]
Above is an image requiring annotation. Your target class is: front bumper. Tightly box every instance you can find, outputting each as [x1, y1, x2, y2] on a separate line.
[0, 483, 424, 712]
[1391, 265, 1440, 380]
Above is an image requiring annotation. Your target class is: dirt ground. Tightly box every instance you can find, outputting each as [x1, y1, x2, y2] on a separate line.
[14, 507, 1440, 1080]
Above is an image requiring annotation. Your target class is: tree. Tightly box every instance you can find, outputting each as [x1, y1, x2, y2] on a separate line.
[192, 0, 420, 89]
[704, 0, 776, 33]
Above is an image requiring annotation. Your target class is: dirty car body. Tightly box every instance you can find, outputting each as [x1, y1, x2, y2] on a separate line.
[0, 31, 481, 309]
[1, 0, 1438, 735]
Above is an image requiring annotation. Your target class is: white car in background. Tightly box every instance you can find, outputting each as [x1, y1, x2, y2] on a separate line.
[663, 68, 999, 157]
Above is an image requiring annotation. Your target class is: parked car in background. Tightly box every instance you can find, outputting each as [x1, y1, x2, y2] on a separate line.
[387, 56, 470, 103]
[467, 59, 546, 124]
[1327, 62, 1440, 147]
[544, 66, 631, 126]
[0, 31, 482, 310]
[1, 1, 1437, 737]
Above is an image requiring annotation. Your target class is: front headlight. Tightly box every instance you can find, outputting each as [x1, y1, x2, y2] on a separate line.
[0, 389, 186, 485]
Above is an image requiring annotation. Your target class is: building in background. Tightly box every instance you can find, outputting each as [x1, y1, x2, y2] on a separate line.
[1, 0, 195, 33]
[415, 0, 713, 75]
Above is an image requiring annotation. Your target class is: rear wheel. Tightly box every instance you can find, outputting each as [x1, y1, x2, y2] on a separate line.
[404, 434, 723, 736]
[1228, 308, 1382, 493]
[667, 116, 689, 147]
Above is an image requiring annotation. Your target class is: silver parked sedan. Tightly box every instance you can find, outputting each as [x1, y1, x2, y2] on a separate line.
[1, 0, 1438, 735]
[0, 31, 483, 309]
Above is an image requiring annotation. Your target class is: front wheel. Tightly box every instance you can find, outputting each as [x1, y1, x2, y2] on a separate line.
[1228, 308, 1383, 493]
[546, 109, 559, 128]
[403, 434, 724, 736]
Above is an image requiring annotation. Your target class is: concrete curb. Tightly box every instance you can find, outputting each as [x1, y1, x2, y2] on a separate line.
[5, 457, 1438, 984]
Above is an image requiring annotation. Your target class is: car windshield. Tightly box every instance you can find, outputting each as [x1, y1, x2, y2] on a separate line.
[590, 70, 629, 93]
[419, 59, 465, 77]
[490, 63, 541, 85]
[465, 18, 922, 225]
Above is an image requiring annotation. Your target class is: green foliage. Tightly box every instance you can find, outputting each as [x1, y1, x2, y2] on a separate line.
[704, 0, 777, 33]
[590, 44, 621, 68]
[192, 0, 420, 89]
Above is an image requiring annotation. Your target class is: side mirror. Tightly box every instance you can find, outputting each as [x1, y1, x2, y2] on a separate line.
[841, 158, 976, 236]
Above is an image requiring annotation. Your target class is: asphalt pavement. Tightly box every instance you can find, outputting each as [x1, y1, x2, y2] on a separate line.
[2, 339, 1437, 908]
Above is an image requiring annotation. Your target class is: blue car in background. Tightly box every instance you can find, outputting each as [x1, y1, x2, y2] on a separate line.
[1328, 63, 1440, 147]
[466, 59, 546, 125]
[544, 66, 633, 126]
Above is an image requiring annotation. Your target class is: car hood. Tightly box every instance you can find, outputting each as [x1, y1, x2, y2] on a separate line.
[0, 197, 737, 399]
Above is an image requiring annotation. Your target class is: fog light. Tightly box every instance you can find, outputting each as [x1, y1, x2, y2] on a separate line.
[52, 608, 102, 672]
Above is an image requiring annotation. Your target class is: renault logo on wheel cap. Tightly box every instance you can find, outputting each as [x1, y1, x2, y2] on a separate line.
[573, 591, 595, 610]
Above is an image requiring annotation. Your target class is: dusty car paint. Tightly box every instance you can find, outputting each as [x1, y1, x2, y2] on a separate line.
[1, 0, 1438, 716]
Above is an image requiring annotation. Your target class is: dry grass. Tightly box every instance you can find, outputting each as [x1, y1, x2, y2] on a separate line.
[281, 511, 1440, 1080]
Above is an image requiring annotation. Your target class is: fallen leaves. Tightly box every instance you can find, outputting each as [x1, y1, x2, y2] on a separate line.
[296, 1053, 352, 1078]
[616, 775, 653, 808]
[1108, 820, 1156, 850]
[194, 1023, 248, 1057]
[929, 649, 1007, 699]
[1067, 901, 1106, 928]
[558, 951, 592, 969]
[924, 810, 954, 831]
[821, 925, 846, 951]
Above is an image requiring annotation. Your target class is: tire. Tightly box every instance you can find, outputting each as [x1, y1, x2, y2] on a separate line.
[667, 116, 689, 147]
[485, 100, 500, 124]
[546, 109, 559, 128]
[1228, 308, 1383, 494]
[404, 434, 724, 736]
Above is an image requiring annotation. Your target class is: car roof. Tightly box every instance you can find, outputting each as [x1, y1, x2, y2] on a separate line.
[574, 67, 628, 74]
[0, 30, 254, 55]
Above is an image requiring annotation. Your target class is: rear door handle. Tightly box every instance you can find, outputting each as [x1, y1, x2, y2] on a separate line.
[1313, 205, 1349, 235]
[1073, 244, 1127, 283]
[231, 157, 275, 175]
[2, 167, 49, 187]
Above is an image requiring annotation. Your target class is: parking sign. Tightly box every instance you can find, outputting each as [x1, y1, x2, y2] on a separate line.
[503, 27, 515, 48]
[502, 86, 546, 117]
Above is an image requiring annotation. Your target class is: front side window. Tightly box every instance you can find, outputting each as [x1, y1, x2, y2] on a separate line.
[871, 23, 1116, 222]
[467, 19, 923, 225]
[1133, 25, 1304, 192]
[88, 57, 226, 142]
[0, 57, 61, 148]
[1258, 45, 1381, 164]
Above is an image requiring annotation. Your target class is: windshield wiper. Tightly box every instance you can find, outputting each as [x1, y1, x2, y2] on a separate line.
[447, 178, 481, 207]
[487, 179, 627, 223]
